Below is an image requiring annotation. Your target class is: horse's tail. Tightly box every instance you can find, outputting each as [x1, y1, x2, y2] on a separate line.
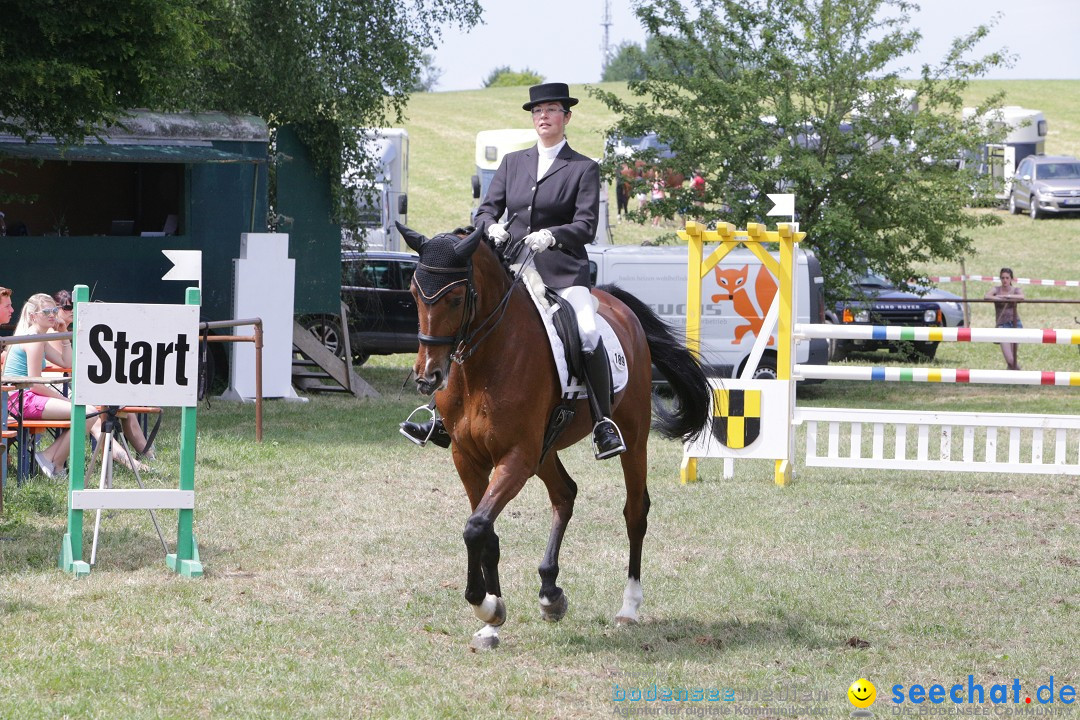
[600, 284, 710, 443]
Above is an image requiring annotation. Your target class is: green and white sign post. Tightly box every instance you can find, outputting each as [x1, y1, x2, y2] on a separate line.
[59, 284, 204, 578]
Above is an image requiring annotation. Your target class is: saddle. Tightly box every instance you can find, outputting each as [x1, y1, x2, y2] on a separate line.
[513, 265, 629, 461]
[513, 265, 629, 396]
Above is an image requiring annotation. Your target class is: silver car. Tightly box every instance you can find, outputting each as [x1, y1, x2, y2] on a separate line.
[1008, 154, 1080, 219]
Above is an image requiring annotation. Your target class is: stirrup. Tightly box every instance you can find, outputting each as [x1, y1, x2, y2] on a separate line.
[592, 418, 626, 460]
[400, 404, 438, 447]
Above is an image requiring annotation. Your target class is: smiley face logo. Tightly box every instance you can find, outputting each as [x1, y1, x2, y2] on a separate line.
[848, 678, 876, 709]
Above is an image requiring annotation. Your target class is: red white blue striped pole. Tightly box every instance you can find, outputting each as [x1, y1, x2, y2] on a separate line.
[795, 364, 1080, 386]
[796, 323, 1080, 346]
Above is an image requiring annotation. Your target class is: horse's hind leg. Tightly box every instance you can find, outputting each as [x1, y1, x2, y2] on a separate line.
[536, 453, 578, 622]
[616, 437, 650, 626]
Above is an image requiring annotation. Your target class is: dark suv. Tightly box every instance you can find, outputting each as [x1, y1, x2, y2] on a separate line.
[826, 272, 965, 361]
[301, 250, 419, 364]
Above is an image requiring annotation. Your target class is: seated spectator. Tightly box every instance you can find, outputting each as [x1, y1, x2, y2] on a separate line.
[4, 293, 145, 477]
[51, 289, 155, 463]
[0, 285, 12, 368]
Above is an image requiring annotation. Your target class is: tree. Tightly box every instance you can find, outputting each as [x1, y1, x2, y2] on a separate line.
[413, 53, 444, 92]
[602, 37, 695, 82]
[593, 0, 1013, 294]
[483, 67, 544, 87]
[602, 41, 648, 82]
[0, 0, 211, 144]
[181, 0, 481, 234]
[0, 0, 482, 235]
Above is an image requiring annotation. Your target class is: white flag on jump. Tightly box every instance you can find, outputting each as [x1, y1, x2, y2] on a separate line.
[162, 250, 202, 289]
[766, 193, 795, 217]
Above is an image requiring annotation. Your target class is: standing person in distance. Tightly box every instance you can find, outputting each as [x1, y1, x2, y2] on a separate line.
[985, 267, 1024, 370]
[400, 82, 625, 460]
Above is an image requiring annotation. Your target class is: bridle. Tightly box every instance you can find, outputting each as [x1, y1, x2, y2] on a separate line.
[416, 244, 530, 365]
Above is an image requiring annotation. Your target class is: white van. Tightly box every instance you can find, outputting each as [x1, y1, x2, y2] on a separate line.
[586, 244, 829, 379]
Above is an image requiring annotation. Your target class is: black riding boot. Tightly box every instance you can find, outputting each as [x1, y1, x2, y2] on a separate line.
[582, 337, 626, 460]
[399, 404, 451, 448]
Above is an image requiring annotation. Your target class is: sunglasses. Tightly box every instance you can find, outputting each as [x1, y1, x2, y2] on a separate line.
[61, 304, 73, 311]
[37, 308, 60, 316]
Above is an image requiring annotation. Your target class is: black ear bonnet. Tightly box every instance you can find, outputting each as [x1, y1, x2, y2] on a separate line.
[412, 233, 470, 303]
[395, 223, 483, 304]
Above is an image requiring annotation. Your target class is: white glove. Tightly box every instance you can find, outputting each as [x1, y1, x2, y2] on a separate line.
[487, 222, 509, 246]
[524, 229, 555, 253]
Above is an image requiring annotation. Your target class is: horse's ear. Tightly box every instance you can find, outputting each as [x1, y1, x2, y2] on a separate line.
[396, 222, 427, 253]
[454, 226, 484, 258]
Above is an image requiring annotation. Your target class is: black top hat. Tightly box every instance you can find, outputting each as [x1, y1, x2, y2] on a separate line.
[522, 83, 579, 111]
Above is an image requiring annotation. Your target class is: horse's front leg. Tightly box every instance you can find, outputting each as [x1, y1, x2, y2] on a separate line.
[456, 449, 532, 651]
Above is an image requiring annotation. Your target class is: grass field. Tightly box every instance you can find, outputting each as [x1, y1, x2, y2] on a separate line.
[1, 79, 1078, 719]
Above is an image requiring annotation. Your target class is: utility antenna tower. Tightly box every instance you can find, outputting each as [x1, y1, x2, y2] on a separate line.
[600, 0, 613, 77]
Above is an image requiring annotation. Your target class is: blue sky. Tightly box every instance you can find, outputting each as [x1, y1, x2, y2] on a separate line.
[429, 0, 1079, 92]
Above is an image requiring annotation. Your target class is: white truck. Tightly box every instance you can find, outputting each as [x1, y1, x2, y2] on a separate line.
[471, 128, 612, 243]
[586, 244, 829, 379]
[347, 128, 409, 251]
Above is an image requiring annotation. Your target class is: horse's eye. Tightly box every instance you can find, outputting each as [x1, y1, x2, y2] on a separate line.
[449, 297, 463, 308]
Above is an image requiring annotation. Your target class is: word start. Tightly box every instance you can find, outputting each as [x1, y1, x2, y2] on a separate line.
[86, 325, 192, 385]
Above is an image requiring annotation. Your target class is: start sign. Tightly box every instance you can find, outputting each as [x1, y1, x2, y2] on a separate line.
[74, 303, 200, 407]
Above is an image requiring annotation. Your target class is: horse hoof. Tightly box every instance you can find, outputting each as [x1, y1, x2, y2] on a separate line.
[615, 614, 639, 627]
[469, 626, 500, 651]
[472, 594, 506, 627]
[540, 592, 569, 622]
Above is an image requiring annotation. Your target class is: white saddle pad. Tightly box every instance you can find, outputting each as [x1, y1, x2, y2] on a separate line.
[515, 266, 629, 397]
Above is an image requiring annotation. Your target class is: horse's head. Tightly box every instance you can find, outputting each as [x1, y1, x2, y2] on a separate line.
[397, 222, 484, 395]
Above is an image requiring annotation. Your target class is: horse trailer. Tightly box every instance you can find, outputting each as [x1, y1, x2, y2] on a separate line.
[0, 111, 346, 384]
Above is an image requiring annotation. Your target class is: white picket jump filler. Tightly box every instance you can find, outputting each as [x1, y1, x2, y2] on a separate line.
[680, 220, 1080, 484]
[790, 322, 1080, 477]
[797, 407, 1080, 475]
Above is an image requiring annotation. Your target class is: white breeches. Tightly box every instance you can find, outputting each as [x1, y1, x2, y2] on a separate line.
[556, 285, 600, 353]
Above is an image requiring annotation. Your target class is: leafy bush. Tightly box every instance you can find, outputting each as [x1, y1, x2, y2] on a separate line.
[483, 66, 543, 87]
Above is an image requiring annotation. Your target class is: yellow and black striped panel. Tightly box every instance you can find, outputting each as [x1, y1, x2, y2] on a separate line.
[712, 388, 761, 449]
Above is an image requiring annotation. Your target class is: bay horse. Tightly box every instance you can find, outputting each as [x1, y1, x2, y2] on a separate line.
[397, 223, 710, 650]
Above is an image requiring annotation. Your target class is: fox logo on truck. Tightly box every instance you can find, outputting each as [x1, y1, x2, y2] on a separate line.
[711, 265, 778, 346]
[585, 244, 829, 379]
